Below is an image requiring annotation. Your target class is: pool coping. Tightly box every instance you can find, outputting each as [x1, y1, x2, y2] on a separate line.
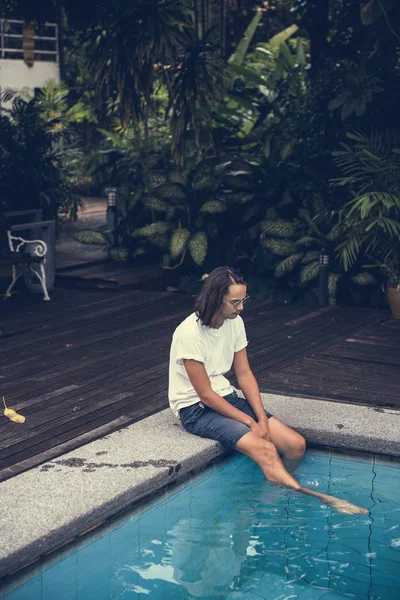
[1, 392, 399, 581]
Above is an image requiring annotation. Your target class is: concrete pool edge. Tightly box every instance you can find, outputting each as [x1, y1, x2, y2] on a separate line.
[1, 393, 399, 581]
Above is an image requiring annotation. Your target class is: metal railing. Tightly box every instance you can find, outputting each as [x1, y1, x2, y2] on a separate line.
[0, 19, 58, 62]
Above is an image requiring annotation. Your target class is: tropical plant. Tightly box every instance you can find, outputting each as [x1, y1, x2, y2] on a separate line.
[130, 159, 228, 269]
[253, 192, 377, 304]
[36, 79, 94, 133]
[333, 131, 400, 286]
[0, 97, 78, 218]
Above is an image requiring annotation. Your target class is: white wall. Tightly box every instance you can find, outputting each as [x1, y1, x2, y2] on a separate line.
[0, 58, 60, 92]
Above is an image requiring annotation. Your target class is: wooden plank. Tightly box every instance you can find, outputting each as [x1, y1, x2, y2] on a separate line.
[0, 286, 396, 484]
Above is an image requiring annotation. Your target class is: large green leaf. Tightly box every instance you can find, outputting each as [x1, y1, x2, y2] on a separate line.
[231, 193, 254, 204]
[170, 228, 191, 258]
[191, 163, 215, 191]
[132, 222, 171, 237]
[328, 273, 341, 305]
[351, 272, 376, 285]
[299, 261, 320, 284]
[229, 64, 267, 87]
[262, 238, 297, 256]
[261, 219, 297, 238]
[296, 236, 319, 247]
[143, 197, 170, 212]
[326, 223, 344, 242]
[155, 183, 186, 200]
[275, 254, 303, 277]
[361, 0, 395, 25]
[74, 230, 108, 245]
[188, 231, 208, 265]
[265, 25, 299, 53]
[229, 11, 263, 66]
[145, 171, 168, 189]
[200, 200, 226, 214]
[301, 251, 320, 264]
[150, 234, 169, 249]
[109, 247, 129, 262]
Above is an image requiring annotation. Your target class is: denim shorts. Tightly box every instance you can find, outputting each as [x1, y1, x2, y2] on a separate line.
[179, 392, 273, 450]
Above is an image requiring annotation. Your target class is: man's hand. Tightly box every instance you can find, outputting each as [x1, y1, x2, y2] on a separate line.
[248, 417, 271, 441]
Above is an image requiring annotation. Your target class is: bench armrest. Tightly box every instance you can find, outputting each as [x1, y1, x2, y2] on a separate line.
[5, 209, 43, 222]
[10, 220, 55, 232]
[7, 232, 48, 258]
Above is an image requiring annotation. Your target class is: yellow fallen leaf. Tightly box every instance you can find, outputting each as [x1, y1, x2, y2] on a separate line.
[2, 396, 26, 424]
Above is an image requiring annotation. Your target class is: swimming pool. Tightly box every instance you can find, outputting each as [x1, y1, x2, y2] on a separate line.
[2, 449, 399, 600]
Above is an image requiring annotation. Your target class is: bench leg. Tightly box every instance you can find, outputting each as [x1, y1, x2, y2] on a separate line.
[4, 265, 22, 299]
[29, 263, 51, 301]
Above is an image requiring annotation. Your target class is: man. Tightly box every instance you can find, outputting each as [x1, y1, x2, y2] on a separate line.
[169, 266, 367, 514]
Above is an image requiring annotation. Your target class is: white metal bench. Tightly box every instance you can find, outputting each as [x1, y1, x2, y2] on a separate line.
[1, 211, 51, 301]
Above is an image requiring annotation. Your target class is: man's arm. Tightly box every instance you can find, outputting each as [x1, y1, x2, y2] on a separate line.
[233, 348, 271, 439]
[183, 359, 266, 437]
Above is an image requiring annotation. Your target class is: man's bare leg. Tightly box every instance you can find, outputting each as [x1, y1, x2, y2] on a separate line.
[267, 417, 306, 474]
[236, 432, 368, 515]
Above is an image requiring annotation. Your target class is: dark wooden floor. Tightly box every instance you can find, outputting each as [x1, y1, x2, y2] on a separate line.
[0, 288, 397, 482]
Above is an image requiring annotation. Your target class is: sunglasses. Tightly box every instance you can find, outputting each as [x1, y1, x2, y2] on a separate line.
[224, 294, 250, 308]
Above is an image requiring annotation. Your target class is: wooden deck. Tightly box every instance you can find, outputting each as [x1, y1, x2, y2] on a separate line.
[0, 288, 397, 483]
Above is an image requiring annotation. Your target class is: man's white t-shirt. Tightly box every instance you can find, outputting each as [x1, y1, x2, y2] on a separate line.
[168, 312, 248, 417]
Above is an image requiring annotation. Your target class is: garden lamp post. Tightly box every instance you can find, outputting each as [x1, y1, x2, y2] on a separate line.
[106, 187, 118, 246]
[319, 248, 330, 306]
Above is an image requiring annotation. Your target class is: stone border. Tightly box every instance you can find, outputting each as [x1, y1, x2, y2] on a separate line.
[1, 393, 399, 580]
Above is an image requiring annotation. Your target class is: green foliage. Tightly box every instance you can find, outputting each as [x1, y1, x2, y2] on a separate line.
[0, 97, 78, 218]
[74, 230, 109, 245]
[109, 247, 129, 263]
[121, 159, 230, 269]
[333, 131, 400, 285]
[188, 231, 208, 266]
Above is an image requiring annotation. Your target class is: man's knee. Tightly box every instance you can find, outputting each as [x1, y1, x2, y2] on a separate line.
[286, 433, 306, 458]
[237, 433, 278, 462]
[252, 437, 279, 465]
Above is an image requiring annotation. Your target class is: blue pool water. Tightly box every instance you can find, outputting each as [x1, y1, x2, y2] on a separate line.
[2, 449, 400, 600]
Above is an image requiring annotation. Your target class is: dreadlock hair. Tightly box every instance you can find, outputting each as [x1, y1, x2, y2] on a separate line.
[194, 266, 246, 328]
